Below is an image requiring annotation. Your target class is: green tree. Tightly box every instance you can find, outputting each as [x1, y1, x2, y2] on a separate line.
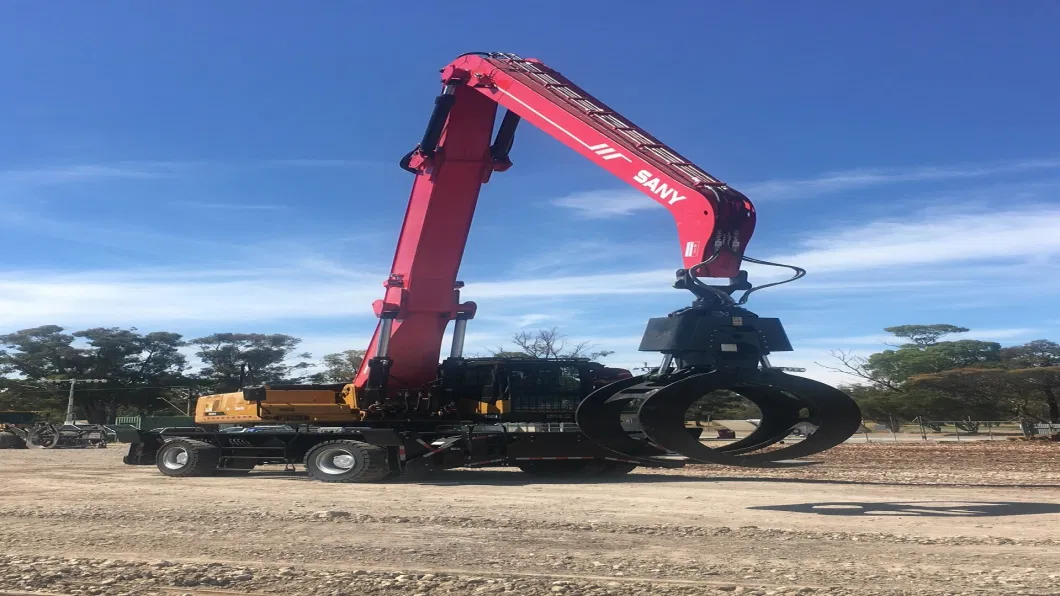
[0, 326, 78, 418]
[996, 340, 1059, 421]
[310, 349, 366, 383]
[827, 325, 1000, 391]
[883, 324, 969, 347]
[824, 324, 1014, 423]
[908, 340, 1060, 422]
[1000, 339, 1060, 368]
[190, 333, 313, 392]
[0, 325, 189, 423]
[1004, 366, 1060, 422]
[0, 325, 81, 379]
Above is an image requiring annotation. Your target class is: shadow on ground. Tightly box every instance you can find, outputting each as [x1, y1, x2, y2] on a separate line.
[749, 501, 1060, 517]
[239, 469, 706, 485]
[238, 469, 1060, 489]
[707, 476, 1060, 489]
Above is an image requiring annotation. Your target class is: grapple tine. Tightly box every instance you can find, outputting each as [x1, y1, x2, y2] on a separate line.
[716, 385, 803, 455]
[574, 271, 862, 470]
[637, 372, 818, 468]
[575, 375, 682, 467]
[730, 371, 863, 463]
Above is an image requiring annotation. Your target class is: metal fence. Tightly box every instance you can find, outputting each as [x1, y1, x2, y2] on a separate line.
[852, 419, 1060, 443]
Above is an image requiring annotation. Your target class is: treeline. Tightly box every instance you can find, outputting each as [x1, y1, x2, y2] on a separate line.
[3, 323, 1057, 427]
[829, 324, 1059, 425]
[0, 325, 365, 424]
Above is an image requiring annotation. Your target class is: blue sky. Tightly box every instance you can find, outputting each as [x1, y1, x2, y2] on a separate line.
[2, 2, 1059, 385]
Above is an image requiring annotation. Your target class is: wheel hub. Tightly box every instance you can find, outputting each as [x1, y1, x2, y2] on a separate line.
[162, 447, 189, 470]
[317, 448, 358, 475]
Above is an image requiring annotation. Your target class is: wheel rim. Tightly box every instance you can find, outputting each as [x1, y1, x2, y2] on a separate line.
[315, 447, 359, 475]
[30, 427, 59, 448]
[162, 447, 190, 470]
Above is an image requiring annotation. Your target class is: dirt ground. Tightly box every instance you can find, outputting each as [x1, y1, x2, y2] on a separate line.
[2, 441, 1059, 596]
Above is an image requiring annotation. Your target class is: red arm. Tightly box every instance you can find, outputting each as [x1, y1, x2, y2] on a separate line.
[452, 53, 756, 275]
[354, 52, 756, 395]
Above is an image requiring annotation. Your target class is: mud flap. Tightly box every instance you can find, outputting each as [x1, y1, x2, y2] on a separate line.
[122, 431, 162, 465]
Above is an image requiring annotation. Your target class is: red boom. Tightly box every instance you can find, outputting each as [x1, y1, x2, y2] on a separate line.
[354, 52, 757, 393]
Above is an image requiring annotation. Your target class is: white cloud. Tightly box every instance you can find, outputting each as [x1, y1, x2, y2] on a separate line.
[798, 327, 1040, 347]
[169, 201, 288, 211]
[0, 157, 386, 192]
[3, 206, 1057, 331]
[0, 210, 269, 258]
[0, 162, 189, 186]
[771, 205, 1060, 273]
[512, 313, 554, 327]
[765, 349, 863, 387]
[466, 269, 674, 298]
[550, 189, 654, 218]
[2, 184, 1056, 394]
[739, 157, 1060, 201]
[512, 238, 668, 273]
[966, 328, 1040, 340]
[550, 157, 1060, 217]
[0, 267, 384, 329]
[495, 205, 1060, 299]
[259, 158, 387, 168]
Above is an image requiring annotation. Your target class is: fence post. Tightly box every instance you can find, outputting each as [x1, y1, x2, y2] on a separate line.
[1018, 415, 1031, 438]
[918, 416, 927, 441]
[889, 416, 898, 443]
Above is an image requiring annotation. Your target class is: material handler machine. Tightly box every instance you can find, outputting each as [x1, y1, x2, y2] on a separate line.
[124, 52, 861, 481]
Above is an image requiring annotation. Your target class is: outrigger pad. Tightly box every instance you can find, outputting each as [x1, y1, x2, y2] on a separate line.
[576, 369, 861, 469]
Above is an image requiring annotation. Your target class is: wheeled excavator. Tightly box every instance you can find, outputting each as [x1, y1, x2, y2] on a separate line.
[124, 52, 862, 482]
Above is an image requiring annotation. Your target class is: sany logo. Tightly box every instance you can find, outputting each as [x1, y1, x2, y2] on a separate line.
[633, 170, 687, 205]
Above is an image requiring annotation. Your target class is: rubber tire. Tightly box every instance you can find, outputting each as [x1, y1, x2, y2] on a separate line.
[155, 438, 220, 477]
[0, 431, 26, 449]
[303, 440, 390, 483]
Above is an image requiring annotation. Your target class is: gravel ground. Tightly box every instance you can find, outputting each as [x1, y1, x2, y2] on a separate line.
[1, 442, 1058, 595]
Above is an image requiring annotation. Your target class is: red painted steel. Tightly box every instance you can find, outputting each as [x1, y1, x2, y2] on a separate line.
[355, 53, 757, 392]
